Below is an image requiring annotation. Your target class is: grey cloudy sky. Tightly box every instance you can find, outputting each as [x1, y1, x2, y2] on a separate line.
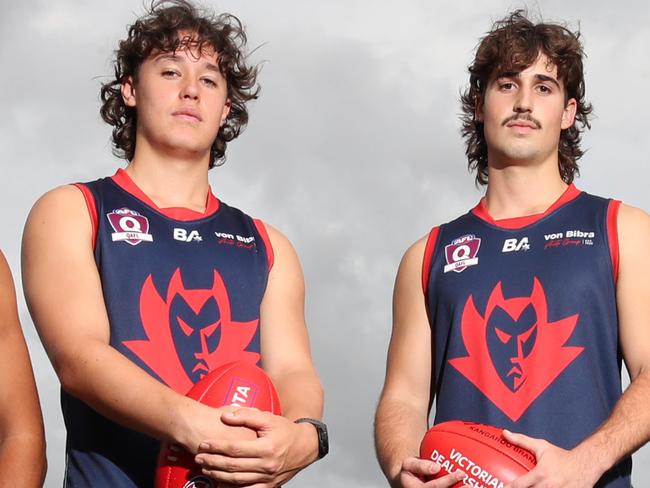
[1, 0, 649, 486]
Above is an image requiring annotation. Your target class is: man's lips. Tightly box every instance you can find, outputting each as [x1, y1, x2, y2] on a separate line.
[173, 110, 202, 122]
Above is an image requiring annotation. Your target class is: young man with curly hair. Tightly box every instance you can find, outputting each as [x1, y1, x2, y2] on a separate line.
[22, 1, 325, 486]
[375, 11, 650, 488]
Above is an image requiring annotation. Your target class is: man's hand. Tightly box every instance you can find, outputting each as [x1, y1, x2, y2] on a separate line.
[398, 457, 467, 488]
[194, 408, 318, 486]
[503, 430, 601, 488]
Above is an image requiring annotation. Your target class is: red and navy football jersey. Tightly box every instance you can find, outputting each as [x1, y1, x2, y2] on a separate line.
[62, 169, 272, 487]
[423, 185, 631, 487]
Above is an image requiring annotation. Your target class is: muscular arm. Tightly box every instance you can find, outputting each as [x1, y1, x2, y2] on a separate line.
[375, 238, 463, 488]
[576, 203, 650, 470]
[22, 186, 248, 455]
[195, 225, 324, 486]
[375, 237, 432, 484]
[506, 203, 650, 487]
[0, 252, 46, 487]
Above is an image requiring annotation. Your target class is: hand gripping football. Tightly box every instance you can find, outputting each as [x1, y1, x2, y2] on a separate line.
[419, 421, 536, 487]
[155, 361, 282, 488]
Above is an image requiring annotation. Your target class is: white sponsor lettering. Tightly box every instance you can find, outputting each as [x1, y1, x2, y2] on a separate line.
[230, 386, 251, 406]
[174, 228, 203, 242]
[502, 237, 530, 252]
[428, 448, 504, 488]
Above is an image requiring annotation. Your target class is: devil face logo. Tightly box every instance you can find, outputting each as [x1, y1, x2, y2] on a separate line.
[487, 303, 538, 391]
[449, 278, 583, 421]
[123, 268, 260, 394]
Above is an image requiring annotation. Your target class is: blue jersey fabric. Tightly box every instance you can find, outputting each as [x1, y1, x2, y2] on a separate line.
[424, 186, 631, 487]
[62, 173, 271, 487]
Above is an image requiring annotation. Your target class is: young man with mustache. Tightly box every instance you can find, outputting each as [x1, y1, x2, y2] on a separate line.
[375, 11, 650, 488]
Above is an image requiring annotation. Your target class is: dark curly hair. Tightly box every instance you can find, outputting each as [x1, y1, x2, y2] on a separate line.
[100, 0, 259, 167]
[460, 10, 593, 185]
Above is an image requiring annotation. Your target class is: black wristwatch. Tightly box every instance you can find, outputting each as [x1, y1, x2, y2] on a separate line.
[294, 418, 329, 460]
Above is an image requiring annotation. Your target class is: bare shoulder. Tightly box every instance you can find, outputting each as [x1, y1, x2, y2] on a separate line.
[617, 203, 650, 236]
[27, 184, 88, 219]
[24, 184, 93, 246]
[260, 222, 295, 255]
[0, 251, 13, 291]
[394, 233, 431, 289]
[0, 250, 18, 326]
[401, 234, 429, 267]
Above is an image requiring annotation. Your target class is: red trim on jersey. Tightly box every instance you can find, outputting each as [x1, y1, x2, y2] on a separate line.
[111, 169, 220, 221]
[73, 183, 98, 250]
[422, 226, 440, 295]
[472, 184, 581, 229]
[606, 199, 621, 283]
[253, 219, 274, 271]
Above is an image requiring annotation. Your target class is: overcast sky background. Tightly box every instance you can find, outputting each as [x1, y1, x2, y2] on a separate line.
[1, 0, 649, 486]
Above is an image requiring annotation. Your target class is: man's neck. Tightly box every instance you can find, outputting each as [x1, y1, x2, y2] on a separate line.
[126, 150, 211, 213]
[484, 163, 569, 220]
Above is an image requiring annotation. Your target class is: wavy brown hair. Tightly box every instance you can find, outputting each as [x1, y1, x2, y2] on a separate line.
[100, 0, 259, 167]
[460, 10, 593, 185]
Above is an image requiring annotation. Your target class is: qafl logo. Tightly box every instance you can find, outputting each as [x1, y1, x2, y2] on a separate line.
[107, 208, 153, 246]
[449, 278, 584, 421]
[444, 234, 481, 273]
[123, 268, 260, 394]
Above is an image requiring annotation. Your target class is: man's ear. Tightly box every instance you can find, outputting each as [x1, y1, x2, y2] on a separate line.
[121, 76, 137, 107]
[220, 99, 231, 127]
[475, 95, 484, 123]
[561, 98, 577, 130]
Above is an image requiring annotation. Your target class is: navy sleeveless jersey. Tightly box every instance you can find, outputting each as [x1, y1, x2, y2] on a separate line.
[63, 170, 272, 487]
[423, 185, 631, 487]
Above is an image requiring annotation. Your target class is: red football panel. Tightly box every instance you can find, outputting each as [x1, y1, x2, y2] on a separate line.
[156, 361, 281, 488]
[420, 421, 535, 487]
[431, 421, 536, 470]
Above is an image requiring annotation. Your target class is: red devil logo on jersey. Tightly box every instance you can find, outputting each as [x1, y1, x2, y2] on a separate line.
[449, 278, 583, 421]
[123, 268, 260, 394]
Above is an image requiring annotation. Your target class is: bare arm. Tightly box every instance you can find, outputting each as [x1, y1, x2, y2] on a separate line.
[0, 251, 46, 487]
[195, 224, 324, 486]
[22, 186, 250, 455]
[375, 238, 464, 488]
[506, 203, 650, 487]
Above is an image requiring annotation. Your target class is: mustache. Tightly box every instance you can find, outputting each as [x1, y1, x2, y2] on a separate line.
[501, 113, 542, 129]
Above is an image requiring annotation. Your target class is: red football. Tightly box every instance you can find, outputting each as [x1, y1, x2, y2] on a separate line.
[420, 421, 536, 487]
[155, 361, 282, 488]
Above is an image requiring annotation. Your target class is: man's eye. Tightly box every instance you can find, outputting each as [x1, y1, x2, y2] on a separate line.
[162, 70, 179, 78]
[202, 78, 217, 87]
[499, 82, 515, 91]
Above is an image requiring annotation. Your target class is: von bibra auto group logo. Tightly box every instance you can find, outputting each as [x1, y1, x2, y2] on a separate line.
[444, 234, 481, 273]
[107, 208, 153, 246]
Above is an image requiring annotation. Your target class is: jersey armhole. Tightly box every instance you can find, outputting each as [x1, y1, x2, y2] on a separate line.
[421, 226, 440, 296]
[72, 183, 98, 251]
[606, 199, 621, 284]
[253, 219, 274, 272]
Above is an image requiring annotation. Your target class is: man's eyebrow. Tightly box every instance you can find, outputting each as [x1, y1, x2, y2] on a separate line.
[495, 71, 561, 89]
[535, 74, 561, 89]
[153, 53, 221, 73]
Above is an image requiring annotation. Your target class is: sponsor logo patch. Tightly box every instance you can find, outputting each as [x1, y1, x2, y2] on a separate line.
[214, 231, 256, 249]
[174, 228, 203, 242]
[225, 377, 259, 407]
[107, 208, 153, 246]
[444, 234, 481, 273]
[544, 229, 595, 249]
[502, 237, 530, 253]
